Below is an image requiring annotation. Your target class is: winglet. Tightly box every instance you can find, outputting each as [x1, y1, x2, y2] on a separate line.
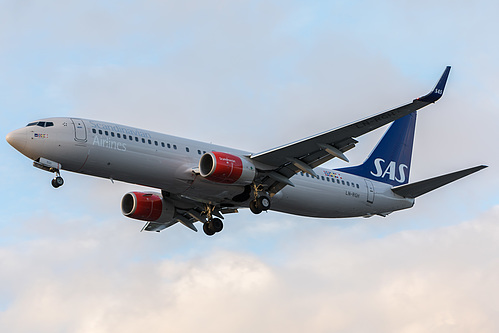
[416, 66, 451, 103]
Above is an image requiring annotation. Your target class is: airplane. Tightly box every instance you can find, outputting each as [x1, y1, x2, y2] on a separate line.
[6, 66, 487, 236]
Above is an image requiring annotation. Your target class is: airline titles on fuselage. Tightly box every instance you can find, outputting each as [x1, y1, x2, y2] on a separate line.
[89, 121, 152, 138]
[89, 120, 154, 152]
[92, 135, 127, 151]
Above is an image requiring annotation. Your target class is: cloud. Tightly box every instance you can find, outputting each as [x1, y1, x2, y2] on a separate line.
[1, 205, 498, 332]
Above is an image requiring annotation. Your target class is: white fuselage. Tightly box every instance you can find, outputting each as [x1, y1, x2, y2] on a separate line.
[8, 117, 415, 218]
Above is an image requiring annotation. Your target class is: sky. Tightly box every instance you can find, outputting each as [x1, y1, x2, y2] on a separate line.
[1, 0, 498, 332]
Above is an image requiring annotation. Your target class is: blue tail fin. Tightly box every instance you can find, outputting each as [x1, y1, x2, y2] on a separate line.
[337, 112, 417, 186]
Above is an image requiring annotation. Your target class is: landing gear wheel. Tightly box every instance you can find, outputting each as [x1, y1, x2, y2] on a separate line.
[257, 196, 271, 211]
[51, 176, 64, 188]
[203, 222, 216, 236]
[211, 218, 223, 233]
[249, 200, 262, 214]
[203, 218, 224, 236]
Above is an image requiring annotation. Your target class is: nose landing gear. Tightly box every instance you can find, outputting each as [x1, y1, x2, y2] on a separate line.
[33, 158, 64, 189]
[51, 175, 64, 188]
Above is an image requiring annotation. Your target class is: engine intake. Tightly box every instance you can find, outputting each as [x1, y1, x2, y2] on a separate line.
[199, 151, 256, 185]
[121, 191, 175, 222]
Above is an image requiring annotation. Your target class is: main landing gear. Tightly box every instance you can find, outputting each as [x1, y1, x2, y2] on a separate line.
[249, 183, 272, 214]
[201, 205, 224, 236]
[249, 196, 271, 214]
[203, 218, 223, 236]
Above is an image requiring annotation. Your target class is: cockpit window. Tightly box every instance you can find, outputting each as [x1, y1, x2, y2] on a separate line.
[26, 121, 55, 127]
[26, 121, 54, 127]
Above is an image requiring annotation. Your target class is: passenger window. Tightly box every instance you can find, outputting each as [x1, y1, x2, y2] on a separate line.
[148, 139, 152, 144]
[135, 137, 139, 142]
[105, 131, 109, 136]
[342, 180, 345, 185]
[161, 142, 165, 147]
[326, 177, 330, 182]
[173, 145, 177, 150]
[92, 129, 96, 134]
[356, 184, 360, 189]
[129, 136, 133, 141]
[321, 176, 325, 181]
[111, 132, 115, 137]
[117, 133, 121, 138]
[155, 141, 158, 146]
[203, 151, 206, 154]
[167, 143, 171, 148]
[347, 181, 350, 186]
[306, 173, 309, 177]
[337, 179, 340, 184]
[142, 138, 145, 143]
[186, 147, 190, 152]
[98, 130, 103, 135]
[198, 150, 201, 155]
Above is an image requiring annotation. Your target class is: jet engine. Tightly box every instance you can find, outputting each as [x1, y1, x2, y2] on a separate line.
[199, 151, 256, 185]
[121, 191, 175, 222]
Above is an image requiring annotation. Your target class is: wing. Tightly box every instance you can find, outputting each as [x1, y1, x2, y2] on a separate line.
[141, 192, 239, 233]
[251, 66, 451, 196]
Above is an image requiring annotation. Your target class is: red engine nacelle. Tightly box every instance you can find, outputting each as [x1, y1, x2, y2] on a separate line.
[199, 151, 256, 185]
[121, 191, 175, 222]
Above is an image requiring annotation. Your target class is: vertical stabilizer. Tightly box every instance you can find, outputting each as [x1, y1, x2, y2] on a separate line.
[337, 112, 417, 186]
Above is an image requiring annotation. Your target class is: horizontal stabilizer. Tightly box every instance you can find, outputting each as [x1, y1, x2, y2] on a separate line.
[391, 165, 487, 198]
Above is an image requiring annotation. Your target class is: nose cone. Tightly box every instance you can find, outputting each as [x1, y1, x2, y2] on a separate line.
[6, 128, 27, 153]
